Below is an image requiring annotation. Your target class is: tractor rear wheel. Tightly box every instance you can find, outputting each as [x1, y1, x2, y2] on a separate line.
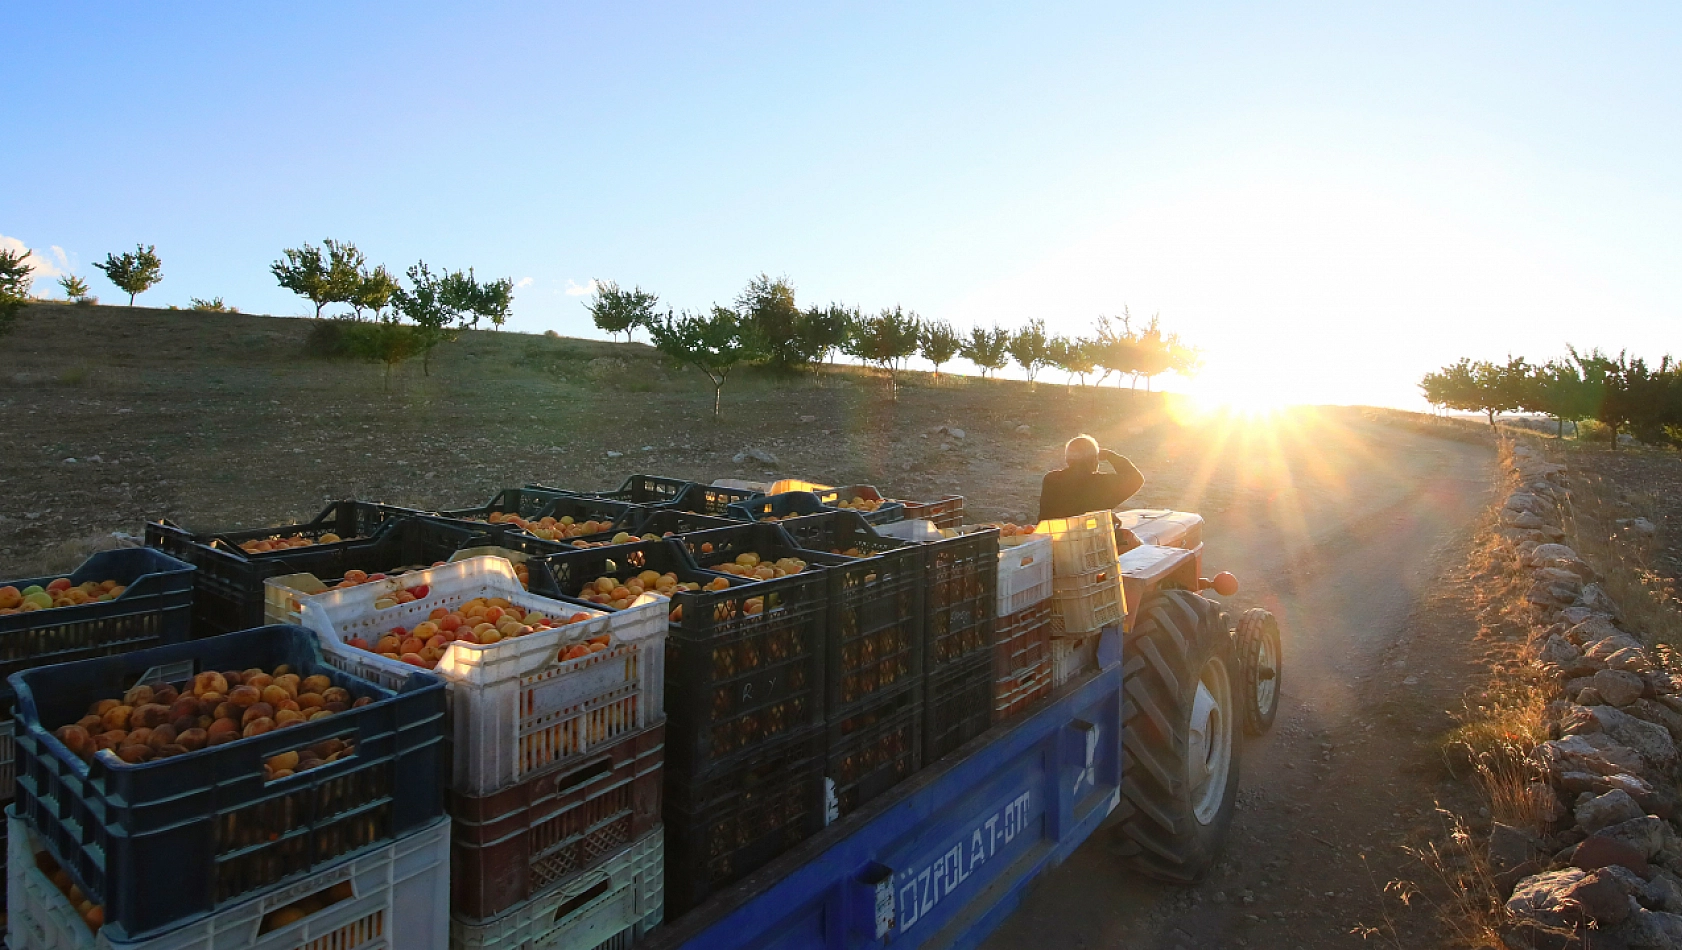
[1111, 589, 1242, 884]
[1236, 608, 1282, 735]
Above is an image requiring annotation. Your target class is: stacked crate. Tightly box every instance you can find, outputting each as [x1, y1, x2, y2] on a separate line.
[0, 547, 197, 931]
[293, 557, 668, 949]
[545, 531, 830, 916]
[1039, 511, 1126, 687]
[991, 532, 1056, 716]
[6, 625, 450, 949]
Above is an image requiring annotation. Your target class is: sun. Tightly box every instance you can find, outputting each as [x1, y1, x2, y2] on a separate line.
[1173, 381, 1298, 424]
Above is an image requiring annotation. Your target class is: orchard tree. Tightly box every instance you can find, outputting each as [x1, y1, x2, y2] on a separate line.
[272, 244, 330, 316]
[1419, 356, 1529, 427]
[1528, 358, 1596, 439]
[919, 319, 961, 376]
[350, 264, 400, 319]
[1093, 313, 1139, 387]
[393, 261, 474, 375]
[322, 240, 366, 312]
[845, 306, 922, 401]
[737, 273, 809, 370]
[475, 275, 515, 330]
[189, 297, 234, 312]
[649, 306, 752, 417]
[801, 303, 856, 365]
[1007, 318, 1050, 387]
[586, 280, 659, 342]
[58, 274, 91, 302]
[1046, 335, 1097, 386]
[961, 325, 1011, 378]
[341, 314, 419, 389]
[0, 247, 32, 336]
[95, 244, 162, 306]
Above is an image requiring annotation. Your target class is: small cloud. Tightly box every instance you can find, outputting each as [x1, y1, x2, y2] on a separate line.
[564, 279, 598, 297]
[0, 234, 68, 283]
[515, 276, 534, 289]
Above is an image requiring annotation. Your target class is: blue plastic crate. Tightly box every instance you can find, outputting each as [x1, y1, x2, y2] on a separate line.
[9, 624, 447, 942]
[145, 501, 423, 634]
[0, 548, 195, 704]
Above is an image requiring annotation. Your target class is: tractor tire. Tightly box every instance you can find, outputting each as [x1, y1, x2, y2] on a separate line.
[1236, 608, 1282, 736]
[1111, 589, 1242, 884]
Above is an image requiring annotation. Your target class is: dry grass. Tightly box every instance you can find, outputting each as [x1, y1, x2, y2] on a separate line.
[1561, 466, 1682, 654]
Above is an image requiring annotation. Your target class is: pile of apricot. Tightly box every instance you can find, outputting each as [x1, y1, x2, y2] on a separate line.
[706, 552, 809, 581]
[343, 598, 597, 669]
[0, 577, 126, 613]
[481, 512, 618, 541]
[52, 669, 372, 771]
[240, 532, 344, 554]
[33, 848, 103, 935]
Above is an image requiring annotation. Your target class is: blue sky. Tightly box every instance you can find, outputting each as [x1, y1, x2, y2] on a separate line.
[4, 3, 1679, 406]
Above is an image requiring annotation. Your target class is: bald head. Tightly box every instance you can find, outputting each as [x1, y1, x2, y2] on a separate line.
[1065, 434, 1099, 473]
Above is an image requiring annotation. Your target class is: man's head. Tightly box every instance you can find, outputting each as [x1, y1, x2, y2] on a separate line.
[1065, 434, 1100, 473]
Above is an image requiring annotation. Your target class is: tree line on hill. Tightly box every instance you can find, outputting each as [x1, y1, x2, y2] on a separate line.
[1420, 349, 1682, 446]
[587, 274, 1202, 415]
[0, 243, 173, 335]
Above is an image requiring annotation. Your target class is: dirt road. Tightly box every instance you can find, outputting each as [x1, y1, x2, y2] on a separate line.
[985, 417, 1498, 949]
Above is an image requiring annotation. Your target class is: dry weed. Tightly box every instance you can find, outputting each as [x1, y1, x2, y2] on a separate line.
[1562, 468, 1682, 653]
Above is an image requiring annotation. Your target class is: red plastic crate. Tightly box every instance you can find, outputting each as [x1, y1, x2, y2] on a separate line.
[993, 600, 1053, 718]
[450, 721, 664, 921]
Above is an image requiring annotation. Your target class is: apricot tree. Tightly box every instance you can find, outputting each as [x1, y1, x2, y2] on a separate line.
[587, 281, 659, 342]
[649, 307, 751, 417]
[0, 247, 31, 335]
[961, 325, 1010, 378]
[919, 319, 961, 375]
[95, 244, 162, 306]
[1007, 318, 1050, 387]
[846, 306, 921, 401]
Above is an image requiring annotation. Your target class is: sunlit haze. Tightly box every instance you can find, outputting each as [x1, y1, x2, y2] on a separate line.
[4, 4, 1678, 408]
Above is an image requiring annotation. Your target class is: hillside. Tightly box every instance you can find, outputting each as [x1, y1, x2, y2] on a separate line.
[1, 301, 1211, 572]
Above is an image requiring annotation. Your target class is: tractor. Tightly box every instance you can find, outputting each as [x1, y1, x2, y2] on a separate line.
[1108, 507, 1283, 881]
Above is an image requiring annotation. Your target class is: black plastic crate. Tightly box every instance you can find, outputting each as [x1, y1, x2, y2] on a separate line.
[538, 474, 694, 509]
[664, 728, 825, 916]
[724, 491, 828, 523]
[924, 528, 1000, 670]
[145, 501, 421, 635]
[565, 508, 737, 549]
[677, 482, 765, 517]
[538, 538, 726, 609]
[925, 650, 994, 762]
[430, 490, 644, 543]
[809, 485, 908, 526]
[9, 624, 447, 941]
[900, 494, 966, 530]
[826, 681, 921, 820]
[0, 548, 195, 705]
[434, 486, 582, 523]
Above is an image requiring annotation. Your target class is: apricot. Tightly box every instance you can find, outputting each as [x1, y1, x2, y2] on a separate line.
[274, 664, 293, 676]
[400, 652, 427, 666]
[84, 905, 104, 934]
[307, 709, 334, 721]
[323, 687, 350, 705]
[209, 730, 241, 746]
[177, 728, 208, 751]
[244, 718, 275, 737]
[126, 727, 153, 747]
[206, 718, 240, 739]
[55, 724, 92, 757]
[93, 731, 125, 753]
[199, 691, 225, 709]
[298, 693, 326, 709]
[278, 698, 300, 712]
[170, 697, 203, 721]
[353, 697, 373, 708]
[267, 750, 300, 772]
[101, 705, 133, 731]
[193, 672, 228, 697]
[274, 674, 301, 697]
[122, 684, 154, 707]
[222, 670, 245, 686]
[301, 674, 331, 694]
[77, 714, 104, 732]
[245, 672, 273, 690]
[132, 703, 172, 729]
[324, 701, 348, 713]
[213, 702, 237, 721]
[227, 685, 261, 708]
[261, 685, 290, 708]
[327, 880, 354, 903]
[116, 744, 153, 764]
[243, 702, 275, 726]
[275, 709, 306, 726]
[147, 724, 178, 750]
[153, 684, 179, 706]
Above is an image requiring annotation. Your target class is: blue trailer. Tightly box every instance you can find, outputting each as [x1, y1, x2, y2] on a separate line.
[645, 630, 1125, 950]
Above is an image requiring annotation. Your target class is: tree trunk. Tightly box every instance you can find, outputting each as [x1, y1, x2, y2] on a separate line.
[713, 381, 722, 417]
[1486, 409, 1496, 428]
[128, 292, 137, 306]
[1557, 417, 1564, 439]
[315, 300, 325, 319]
[423, 347, 432, 377]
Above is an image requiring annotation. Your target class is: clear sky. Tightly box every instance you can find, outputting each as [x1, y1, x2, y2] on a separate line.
[4, 3, 1678, 408]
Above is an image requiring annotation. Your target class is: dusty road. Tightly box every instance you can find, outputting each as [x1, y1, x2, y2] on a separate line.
[986, 416, 1498, 949]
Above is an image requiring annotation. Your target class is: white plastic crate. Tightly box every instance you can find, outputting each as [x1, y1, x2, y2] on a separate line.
[1048, 567, 1124, 636]
[297, 557, 667, 795]
[8, 811, 450, 950]
[1113, 508, 1204, 549]
[451, 827, 663, 950]
[0, 715, 14, 802]
[263, 547, 540, 626]
[1037, 510, 1118, 578]
[1051, 635, 1099, 688]
[996, 534, 1053, 615]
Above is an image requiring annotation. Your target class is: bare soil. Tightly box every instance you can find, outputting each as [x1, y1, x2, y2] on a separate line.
[0, 303, 1508, 947]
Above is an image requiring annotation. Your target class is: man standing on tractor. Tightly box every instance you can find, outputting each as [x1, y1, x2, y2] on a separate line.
[1036, 434, 1145, 522]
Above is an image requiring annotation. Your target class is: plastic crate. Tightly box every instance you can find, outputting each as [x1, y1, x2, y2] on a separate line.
[1052, 633, 1099, 688]
[669, 482, 763, 518]
[433, 493, 646, 545]
[924, 529, 999, 671]
[825, 683, 921, 823]
[0, 712, 14, 802]
[451, 826, 663, 950]
[723, 491, 828, 523]
[145, 501, 423, 635]
[7, 809, 450, 950]
[449, 721, 662, 920]
[924, 652, 994, 763]
[260, 518, 511, 625]
[993, 601, 1053, 718]
[10, 625, 447, 941]
[1037, 510, 1119, 578]
[899, 495, 966, 530]
[621, 509, 738, 540]
[437, 487, 583, 523]
[995, 533, 1053, 616]
[665, 728, 824, 917]
[539, 539, 731, 609]
[571, 475, 697, 508]
[1048, 567, 1124, 636]
[808, 486, 906, 526]
[0, 548, 195, 704]
[296, 557, 664, 796]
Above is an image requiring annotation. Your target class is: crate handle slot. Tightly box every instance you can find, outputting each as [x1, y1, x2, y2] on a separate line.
[552, 877, 612, 923]
[556, 755, 614, 795]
